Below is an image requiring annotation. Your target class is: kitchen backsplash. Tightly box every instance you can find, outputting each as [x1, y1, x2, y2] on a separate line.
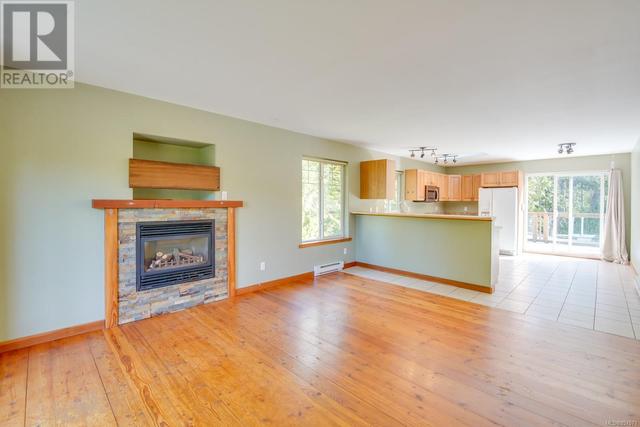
[444, 202, 479, 215]
[352, 197, 478, 215]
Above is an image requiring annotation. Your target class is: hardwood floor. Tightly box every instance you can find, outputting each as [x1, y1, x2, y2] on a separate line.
[2, 272, 639, 426]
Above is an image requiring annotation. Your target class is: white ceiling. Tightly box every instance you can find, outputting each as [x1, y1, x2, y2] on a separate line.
[77, 0, 640, 165]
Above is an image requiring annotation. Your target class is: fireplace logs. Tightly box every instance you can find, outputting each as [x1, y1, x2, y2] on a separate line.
[148, 250, 205, 270]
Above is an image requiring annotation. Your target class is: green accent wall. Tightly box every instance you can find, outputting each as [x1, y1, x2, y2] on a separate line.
[632, 140, 640, 271]
[445, 153, 632, 250]
[355, 215, 493, 286]
[0, 83, 442, 341]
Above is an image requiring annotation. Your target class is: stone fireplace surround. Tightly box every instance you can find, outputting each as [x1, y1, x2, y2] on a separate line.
[92, 200, 242, 328]
[119, 208, 226, 324]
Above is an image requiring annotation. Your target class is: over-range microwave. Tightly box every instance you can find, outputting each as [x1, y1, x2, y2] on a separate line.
[424, 185, 440, 202]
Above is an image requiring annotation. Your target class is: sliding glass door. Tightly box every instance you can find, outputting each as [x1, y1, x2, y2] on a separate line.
[525, 172, 609, 256]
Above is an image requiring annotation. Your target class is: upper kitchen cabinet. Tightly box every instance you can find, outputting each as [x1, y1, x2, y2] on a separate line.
[405, 169, 426, 201]
[462, 174, 482, 201]
[499, 171, 521, 187]
[472, 174, 482, 200]
[360, 159, 395, 199]
[448, 175, 462, 201]
[481, 170, 522, 188]
[462, 175, 473, 201]
[480, 172, 500, 187]
[424, 171, 438, 186]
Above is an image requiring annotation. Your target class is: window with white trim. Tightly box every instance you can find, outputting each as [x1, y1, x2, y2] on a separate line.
[301, 158, 346, 242]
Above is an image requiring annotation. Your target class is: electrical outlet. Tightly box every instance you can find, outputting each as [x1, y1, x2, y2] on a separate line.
[343, 248, 348, 255]
[260, 261, 266, 271]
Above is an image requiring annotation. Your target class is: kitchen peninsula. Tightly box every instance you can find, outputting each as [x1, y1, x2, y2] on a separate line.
[352, 212, 499, 292]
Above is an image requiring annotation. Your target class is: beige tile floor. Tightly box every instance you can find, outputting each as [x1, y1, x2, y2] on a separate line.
[344, 253, 640, 340]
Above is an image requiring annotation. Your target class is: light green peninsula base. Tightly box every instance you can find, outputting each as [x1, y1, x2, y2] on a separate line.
[353, 213, 498, 291]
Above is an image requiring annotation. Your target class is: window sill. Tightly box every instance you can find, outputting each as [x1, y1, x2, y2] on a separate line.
[299, 237, 352, 249]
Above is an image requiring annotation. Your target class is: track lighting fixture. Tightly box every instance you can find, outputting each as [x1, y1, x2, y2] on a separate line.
[433, 154, 458, 166]
[558, 143, 576, 155]
[408, 147, 459, 165]
[408, 147, 437, 160]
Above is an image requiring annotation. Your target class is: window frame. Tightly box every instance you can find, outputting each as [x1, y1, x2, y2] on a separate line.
[301, 156, 348, 244]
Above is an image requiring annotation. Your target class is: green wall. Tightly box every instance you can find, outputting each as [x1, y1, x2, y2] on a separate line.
[132, 139, 215, 200]
[632, 140, 640, 271]
[0, 83, 441, 341]
[355, 215, 493, 286]
[445, 153, 633, 250]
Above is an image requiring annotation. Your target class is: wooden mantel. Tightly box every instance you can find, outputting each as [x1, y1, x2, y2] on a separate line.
[92, 199, 243, 209]
[92, 199, 243, 328]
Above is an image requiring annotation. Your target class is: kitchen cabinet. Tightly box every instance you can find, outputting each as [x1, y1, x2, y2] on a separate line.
[499, 171, 520, 187]
[448, 175, 462, 201]
[480, 172, 500, 187]
[426, 172, 438, 186]
[360, 159, 395, 199]
[462, 174, 482, 201]
[404, 169, 425, 201]
[462, 175, 474, 201]
[481, 170, 521, 188]
[438, 173, 449, 201]
[472, 174, 482, 201]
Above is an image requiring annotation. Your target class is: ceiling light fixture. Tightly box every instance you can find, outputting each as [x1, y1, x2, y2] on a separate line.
[434, 153, 458, 166]
[408, 147, 437, 160]
[558, 143, 576, 155]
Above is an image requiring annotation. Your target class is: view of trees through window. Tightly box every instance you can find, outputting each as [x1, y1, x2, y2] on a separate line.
[526, 172, 609, 254]
[302, 158, 345, 242]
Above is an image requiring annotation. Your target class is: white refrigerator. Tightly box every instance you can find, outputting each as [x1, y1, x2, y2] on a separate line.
[479, 187, 519, 256]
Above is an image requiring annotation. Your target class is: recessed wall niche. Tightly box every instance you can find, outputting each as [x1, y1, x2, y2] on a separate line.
[132, 133, 216, 200]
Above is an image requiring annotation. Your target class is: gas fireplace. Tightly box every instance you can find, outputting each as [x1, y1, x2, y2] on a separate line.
[136, 220, 215, 291]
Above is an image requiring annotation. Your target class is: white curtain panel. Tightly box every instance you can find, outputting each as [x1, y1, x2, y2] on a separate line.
[602, 169, 629, 264]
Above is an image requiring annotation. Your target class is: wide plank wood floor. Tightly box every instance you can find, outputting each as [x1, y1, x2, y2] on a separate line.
[2, 272, 640, 426]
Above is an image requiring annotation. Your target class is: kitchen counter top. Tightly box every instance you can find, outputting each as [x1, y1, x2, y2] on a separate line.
[350, 211, 493, 221]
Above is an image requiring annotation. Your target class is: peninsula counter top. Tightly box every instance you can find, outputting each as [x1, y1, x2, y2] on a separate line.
[351, 211, 492, 221]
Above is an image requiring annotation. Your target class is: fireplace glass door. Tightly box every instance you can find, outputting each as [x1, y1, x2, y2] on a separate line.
[143, 235, 210, 273]
[136, 220, 215, 291]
